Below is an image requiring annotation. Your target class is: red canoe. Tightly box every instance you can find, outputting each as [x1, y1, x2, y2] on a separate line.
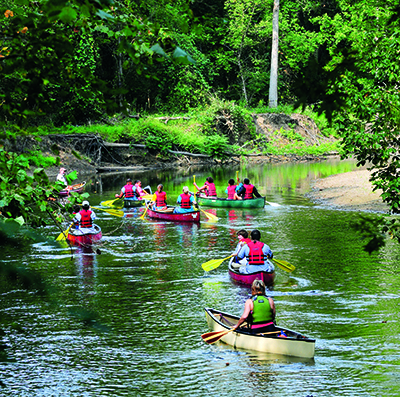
[147, 208, 200, 222]
[68, 224, 102, 246]
[228, 259, 275, 287]
[59, 181, 86, 197]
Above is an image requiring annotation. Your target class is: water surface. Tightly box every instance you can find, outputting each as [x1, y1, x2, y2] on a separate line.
[1, 159, 399, 397]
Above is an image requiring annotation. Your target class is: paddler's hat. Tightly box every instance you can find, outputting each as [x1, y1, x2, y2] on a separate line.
[183, 186, 189, 193]
[82, 200, 90, 209]
[59, 167, 66, 173]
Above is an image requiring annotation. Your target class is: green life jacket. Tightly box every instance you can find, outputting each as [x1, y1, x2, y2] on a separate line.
[250, 295, 274, 324]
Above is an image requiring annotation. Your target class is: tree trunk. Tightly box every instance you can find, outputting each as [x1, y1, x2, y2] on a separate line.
[268, 0, 279, 108]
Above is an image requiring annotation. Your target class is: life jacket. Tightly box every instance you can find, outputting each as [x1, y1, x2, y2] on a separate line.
[248, 295, 274, 325]
[246, 240, 265, 264]
[155, 191, 167, 207]
[207, 182, 217, 196]
[79, 209, 93, 228]
[124, 183, 135, 198]
[243, 237, 252, 244]
[180, 193, 192, 209]
[244, 184, 254, 199]
[227, 185, 237, 199]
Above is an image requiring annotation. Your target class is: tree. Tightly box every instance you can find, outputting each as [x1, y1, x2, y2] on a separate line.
[268, 0, 279, 108]
[295, 1, 400, 251]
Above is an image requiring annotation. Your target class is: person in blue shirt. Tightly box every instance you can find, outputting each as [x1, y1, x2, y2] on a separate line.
[237, 229, 274, 274]
[173, 186, 198, 214]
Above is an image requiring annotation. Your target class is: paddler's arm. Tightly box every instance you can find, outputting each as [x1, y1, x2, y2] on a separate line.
[233, 299, 253, 330]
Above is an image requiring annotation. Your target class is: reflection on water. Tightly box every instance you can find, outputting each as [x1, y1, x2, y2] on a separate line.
[1, 159, 400, 397]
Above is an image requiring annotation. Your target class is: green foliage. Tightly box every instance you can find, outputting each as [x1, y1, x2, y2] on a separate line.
[203, 135, 230, 159]
[26, 151, 58, 168]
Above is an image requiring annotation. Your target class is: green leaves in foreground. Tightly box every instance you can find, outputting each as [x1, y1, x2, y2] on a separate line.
[351, 214, 400, 254]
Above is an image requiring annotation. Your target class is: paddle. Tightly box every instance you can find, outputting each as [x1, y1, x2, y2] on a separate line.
[201, 328, 281, 344]
[139, 201, 152, 220]
[201, 328, 234, 344]
[192, 175, 219, 221]
[56, 222, 74, 242]
[101, 197, 122, 207]
[202, 254, 234, 271]
[272, 258, 295, 272]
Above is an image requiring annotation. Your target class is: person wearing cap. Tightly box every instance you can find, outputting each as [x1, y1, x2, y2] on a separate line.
[115, 178, 139, 200]
[236, 229, 274, 274]
[73, 201, 97, 234]
[56, 168, 68, 187]
[173, 186, 197, 213]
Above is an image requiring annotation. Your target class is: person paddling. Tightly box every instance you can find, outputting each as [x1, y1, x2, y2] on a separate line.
[56, 167, 68, 187]
[151, 184, 168, 211]
[135, 180, 152, 198]
[173, 186, 198, 213]
[237, 178, 262, 200]
[225, 178, 241, 200]
[115, 178, 139, 201]
[236, 229, 274, 274]
[73, 200, 97, 234]
[232, 279, 277, 334]
[194, 177, 217, 197]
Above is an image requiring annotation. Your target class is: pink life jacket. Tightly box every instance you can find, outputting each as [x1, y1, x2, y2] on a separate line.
[206, 182, 217, 196]
[227, 185, 237, 199]
[246, 240, 265, 264]
[180, 193, 192, 209]
[244, 184, 254, 199]
[155, 191, 167, 207]
[79, 209, 93, 228]
[124, 183, 135, 198]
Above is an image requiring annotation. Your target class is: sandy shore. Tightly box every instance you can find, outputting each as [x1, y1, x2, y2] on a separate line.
[307, 169, 390, 212]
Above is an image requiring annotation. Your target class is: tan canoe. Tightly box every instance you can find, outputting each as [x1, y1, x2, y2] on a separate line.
[204, 308, 315, 358]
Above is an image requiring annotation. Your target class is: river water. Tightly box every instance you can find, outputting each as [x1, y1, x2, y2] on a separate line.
[1, 159, 400, 397]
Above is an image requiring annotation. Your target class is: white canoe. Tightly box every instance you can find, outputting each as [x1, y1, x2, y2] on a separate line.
[204, 308, 315, 358]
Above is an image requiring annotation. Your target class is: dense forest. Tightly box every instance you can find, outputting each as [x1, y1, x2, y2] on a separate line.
[2, 0, 400, 248]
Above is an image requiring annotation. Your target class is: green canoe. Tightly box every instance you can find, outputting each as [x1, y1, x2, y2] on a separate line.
[197, 196, 265, 208]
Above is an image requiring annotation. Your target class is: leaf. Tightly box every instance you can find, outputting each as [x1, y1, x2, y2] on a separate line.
[150, 44, 168, 58]
[59, 7, 78, 24]
[172, 47, 195, 65]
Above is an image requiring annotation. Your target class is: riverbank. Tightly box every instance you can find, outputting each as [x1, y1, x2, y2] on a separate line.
[307, 169, 389, 213]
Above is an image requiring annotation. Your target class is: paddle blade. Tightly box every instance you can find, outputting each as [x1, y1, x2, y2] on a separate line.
[56, 223, 73, 242]
[101, 198, 121, 207]
[201, 329, 233, 344]
[272, 258, 295, 272]
[94, 207, 124, 217]
[201, 209, 218, 221]
[201, 255, 232, 271]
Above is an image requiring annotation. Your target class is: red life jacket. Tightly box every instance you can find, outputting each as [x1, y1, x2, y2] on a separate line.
[155, 191, 167, 207]
[79, 209, 93, 228]
[206, 182, 217, 196]
[180, 193, 192, 209]
[124, 183, 135, 198]
[227, 185, 237, 199]
[246, 240, 265, 264]
[244, 184, 254, 199]
[243, 238, 252, 244]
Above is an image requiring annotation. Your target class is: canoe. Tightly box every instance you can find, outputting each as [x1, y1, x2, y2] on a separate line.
[228, 259, 275, 287]
[197, 196, 265, 208]
[204, 308, 315, 358]
[124, 199, 145, 208]
[148, 207, 200, 222]
[68, 224, 102, 246]
[59, 181, 86, 197]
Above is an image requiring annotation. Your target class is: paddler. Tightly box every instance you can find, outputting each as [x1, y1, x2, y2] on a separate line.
[151, 184, 168, 211]
[194, 177, 217, 197]
[237, 178, 262, 200]
[115, 178, 139, 200]
[56, 167, 68, 187]
[232, 279, 277, 334]
[236, 229, 274, 274]
[225, 178, 241, 200]
[73, 200, 97, 234]
[134, 180, 152, 198]
[173, 186, 198, 213]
